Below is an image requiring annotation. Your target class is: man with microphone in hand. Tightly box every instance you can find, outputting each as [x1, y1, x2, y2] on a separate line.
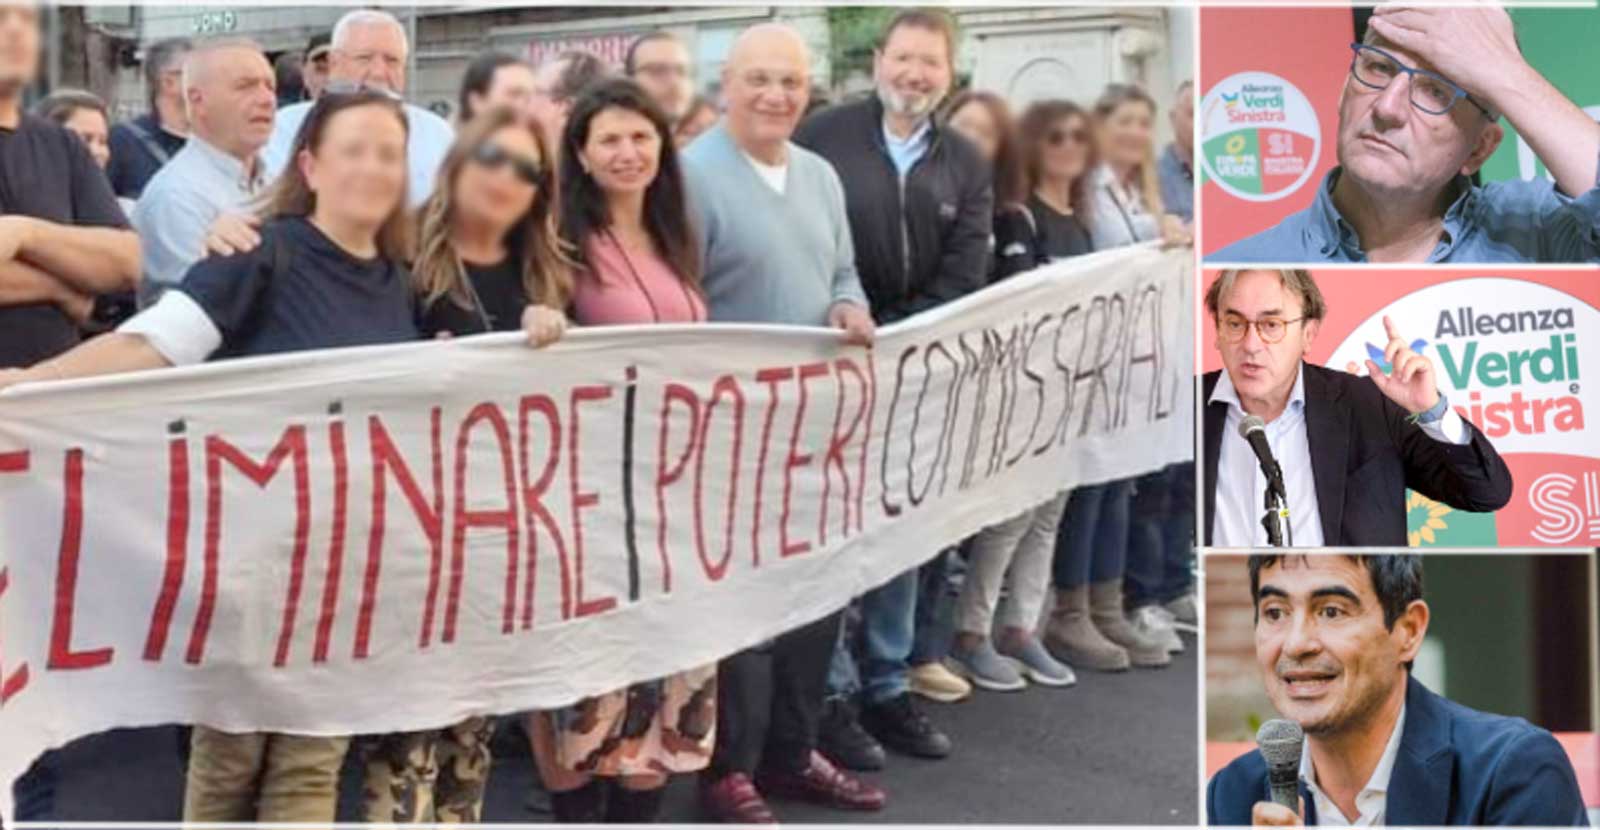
[1201, 269, 1512, 547]
[1207, 555, 1588, 826]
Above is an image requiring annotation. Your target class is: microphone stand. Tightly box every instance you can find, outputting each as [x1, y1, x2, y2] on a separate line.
[1258, 464, 1291, 548]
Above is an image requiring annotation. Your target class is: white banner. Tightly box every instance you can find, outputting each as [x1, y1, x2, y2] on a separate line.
[0, 245, 1192, 818]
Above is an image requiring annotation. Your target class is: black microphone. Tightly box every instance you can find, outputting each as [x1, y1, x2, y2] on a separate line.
[1238, 415, 1285, 499]
[1257, 718, 1304, 812]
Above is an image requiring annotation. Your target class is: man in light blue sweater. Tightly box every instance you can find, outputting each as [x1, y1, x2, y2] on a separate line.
[681, 86, 872, 329]
[680, 22, 881, 826]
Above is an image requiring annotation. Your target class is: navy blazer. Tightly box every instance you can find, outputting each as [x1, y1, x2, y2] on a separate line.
[1207, 676, 1590, 826]
[1202, 363, 1514, 546]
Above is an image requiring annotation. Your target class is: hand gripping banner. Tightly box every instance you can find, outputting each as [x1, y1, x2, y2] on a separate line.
[0, 245, 1193, 818]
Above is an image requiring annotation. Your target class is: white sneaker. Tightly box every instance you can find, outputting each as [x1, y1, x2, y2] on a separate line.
[1149, 601, 1198, 635]
[1164, 593, 1199, 631]
[1130, 605, 1184, 654]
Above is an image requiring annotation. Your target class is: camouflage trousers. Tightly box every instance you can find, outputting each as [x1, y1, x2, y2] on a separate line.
[362, 717, 495, 823]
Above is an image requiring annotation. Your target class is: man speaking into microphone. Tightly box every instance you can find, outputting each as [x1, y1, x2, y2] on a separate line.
[1202, 269, 1513, 547]
[1206, 555, 1588, 826]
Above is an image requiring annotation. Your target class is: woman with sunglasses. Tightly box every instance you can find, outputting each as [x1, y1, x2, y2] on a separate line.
[924, 94, 1087, 694]
[524, 78, 710, 825]
[413, 108, 571, 340]
[0, 88, 413, 823]
[1044, 87, 1192, 680]
[358, 107, 572, 824]
[1016, 99, 1100, 265]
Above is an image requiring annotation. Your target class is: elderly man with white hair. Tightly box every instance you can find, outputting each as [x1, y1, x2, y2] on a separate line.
[262, 9, 453, 206]
[132, 38, 276, 304]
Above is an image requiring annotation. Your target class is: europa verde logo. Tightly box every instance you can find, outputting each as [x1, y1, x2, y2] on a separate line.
[1200, 71, 1321, 203]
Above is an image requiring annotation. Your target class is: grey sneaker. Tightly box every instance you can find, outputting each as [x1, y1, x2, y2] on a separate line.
[999, 636, 1076, 687]
[1130, 604, 1185, 654]
[949, 639, 1027, 692]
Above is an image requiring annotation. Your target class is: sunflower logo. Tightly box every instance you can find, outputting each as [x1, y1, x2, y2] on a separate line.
[1407, 492, 1453, 546]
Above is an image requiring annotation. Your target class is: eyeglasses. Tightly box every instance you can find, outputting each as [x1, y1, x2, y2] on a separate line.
[1218, 314, 1306, 344]
[1047, 127, 1089, 147]
[471, 142, 543, 186]
[1348, 43, 1496, 119]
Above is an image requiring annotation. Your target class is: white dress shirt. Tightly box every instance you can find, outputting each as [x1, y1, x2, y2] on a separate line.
[1210, 364, 1469, 547]
[1302, 704, 1407, 826]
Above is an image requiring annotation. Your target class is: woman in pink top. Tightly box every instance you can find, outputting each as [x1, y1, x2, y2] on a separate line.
[564, 78, 705, 329]
[525, 78, 709, 824]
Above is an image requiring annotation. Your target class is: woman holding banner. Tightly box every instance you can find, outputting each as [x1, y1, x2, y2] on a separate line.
[359, 108, 573, 823]
[935, 92, 1085, 692]
[0, 87, 416, 823]
[943, 89, 1046, 282]
[1046, 85, 1193, 676]
[0, 89, 564, 823]
[413, 108, 573, 340]
[522, 78, 713, 824]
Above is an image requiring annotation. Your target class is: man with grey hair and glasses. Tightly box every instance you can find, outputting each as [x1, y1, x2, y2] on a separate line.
[262, 9, 453, 206]
[1210, 7, 1599, 264]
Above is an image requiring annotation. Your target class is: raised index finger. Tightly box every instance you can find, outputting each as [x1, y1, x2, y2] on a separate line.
[1383, 314, 1406, 344]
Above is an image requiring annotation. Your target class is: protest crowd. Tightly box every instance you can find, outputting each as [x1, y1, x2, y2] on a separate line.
[0, 4, 1196, 824]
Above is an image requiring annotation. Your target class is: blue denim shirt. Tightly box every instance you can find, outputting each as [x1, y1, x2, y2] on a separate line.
[1208, 157, 1600, 264]
[1158, 143, 1194, 223]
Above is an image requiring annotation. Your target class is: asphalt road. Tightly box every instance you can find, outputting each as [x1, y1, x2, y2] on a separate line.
[35, 632, 1196, 825]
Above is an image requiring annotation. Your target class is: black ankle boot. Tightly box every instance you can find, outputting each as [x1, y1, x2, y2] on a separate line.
[549, 779, 607, 823]
[606, 782, 665, 823]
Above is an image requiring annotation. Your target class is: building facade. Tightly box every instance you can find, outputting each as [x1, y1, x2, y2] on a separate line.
[87, 4, 1190, 147]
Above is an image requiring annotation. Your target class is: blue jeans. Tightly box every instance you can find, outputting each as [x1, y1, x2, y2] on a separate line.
[827, 564, 919, 705]
[1126, 463, 1196, 607]
[1052, 478, 1135, 589]
[13, 750, 59, 820]
[910, 549, 958, 666]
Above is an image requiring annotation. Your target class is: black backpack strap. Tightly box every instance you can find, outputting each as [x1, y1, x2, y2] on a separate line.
[125, 120, 174, 166]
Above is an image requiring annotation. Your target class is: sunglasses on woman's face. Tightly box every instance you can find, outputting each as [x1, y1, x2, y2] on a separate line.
[1047, 127, 1089, 147]
[471, 142, 542, 186]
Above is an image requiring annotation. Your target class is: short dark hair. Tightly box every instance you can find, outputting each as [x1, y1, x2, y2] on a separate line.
[880, 8, 958, 64]
[1248, 555, 1424, 631]
[459, 51, 530, 122]
[549, 51, 610, 104]
[144, 37, 193, 114]
[273, 52, 304, 102]
[624, 30, 684, 76]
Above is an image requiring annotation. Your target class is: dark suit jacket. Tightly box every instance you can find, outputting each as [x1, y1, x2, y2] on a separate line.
[1207, 676, 1590, 826]
[1202, 363, 1513, 546]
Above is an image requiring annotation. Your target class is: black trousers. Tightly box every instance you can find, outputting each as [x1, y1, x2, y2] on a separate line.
[710, 609, 845, 776]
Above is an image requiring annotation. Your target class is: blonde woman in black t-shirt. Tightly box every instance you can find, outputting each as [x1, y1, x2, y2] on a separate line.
[360, 107, 574, 824]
